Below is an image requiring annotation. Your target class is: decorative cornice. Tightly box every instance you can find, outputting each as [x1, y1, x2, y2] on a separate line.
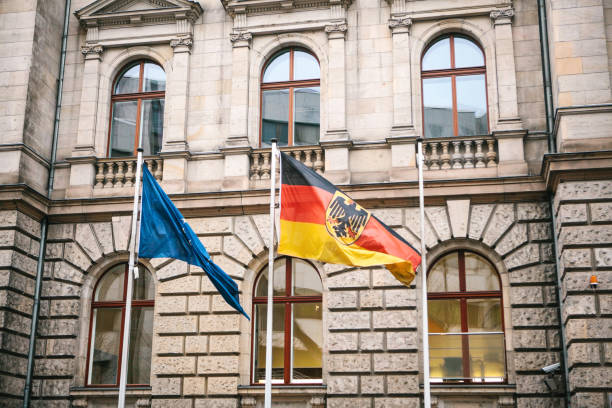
[222, 0, 353, 17]
[490, 7, 514, 22]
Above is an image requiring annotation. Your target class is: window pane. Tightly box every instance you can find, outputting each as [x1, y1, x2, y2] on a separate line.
[465, 252, 499, 291]
[110, 100, 137, 157]
[140, 99, 164, 156]
[293, 51, 320, 80]
[423, 77, 453, 138]
[429, 334, 463, 380]
[115, 64, 140, 94]
[428, 299, 461, 333]
[468, 334, 505, 381]
[456, 74, 488, 136]
[467, 299, 502, 332]
[255, 258, 286, 297]
[263, 51, 290, 83]
[128, 307, 153, 384]
[254, 303, 285, 383]
[262, 89, 289, 146]
[428, 252, 459, 292]
[88, 308, 122, 385]
[143, 63, 165, 92]
[422, 37, 451, 71]
[292, 259, 322, 296]
[454, 37, 484, 68]
[292, 302, 322, 381]
[293, 87, 320, 146]
[95, 264, 125, 301]
[133, 267, 155, 300]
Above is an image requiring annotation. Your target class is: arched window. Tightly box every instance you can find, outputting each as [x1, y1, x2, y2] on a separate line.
[86, 264, 155, 386]
[260, 48, 320, 147]
[427, 250, 505, 383]
[108, 60, 165, 157]
[422, 35, 488, 138]
[252, 257, 323, 384]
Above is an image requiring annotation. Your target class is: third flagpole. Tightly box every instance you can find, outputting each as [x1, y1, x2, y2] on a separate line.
[264, 139, 278, 408]
[417, 138, 431, 408]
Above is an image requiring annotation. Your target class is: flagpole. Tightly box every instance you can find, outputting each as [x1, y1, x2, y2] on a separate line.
[417, 138, 431, 408]
[118, 147, 144, 408]
[264, 139, 278, 408]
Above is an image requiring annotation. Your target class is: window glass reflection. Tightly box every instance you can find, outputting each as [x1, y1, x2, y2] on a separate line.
[95, 264, 125, 301]
[256, 258, 286, 297]
[133, 267, 155, 300]
[143, 62, 166, 92]
[456, 74, 488, 136]
[262, 89, 289, 146]
[263, 51, 290, 83]
[88, 308, 122, 385]
[422, 37, 451, 71]
[464, 252, 499, 291]
[428, 299, 461, 333]
[467, 299, 502, 332]
[128, 307, 153, 384]
[468, 334, 505, 380]
[292, 302, 322, 381]
[110, 101, 138, 157]
[423, 77, 453, 138]
[293, 87, 320, 146]
[428, 252, 459, 292]
[293, 51, 320, 80]
[115, 64, 140, 94]
[454, 37, 484, 68]
[292, 259, 322, 296]
[429, 334, 463, 379]
[140, 99, 164, 156]
[255, 303, 285, 383]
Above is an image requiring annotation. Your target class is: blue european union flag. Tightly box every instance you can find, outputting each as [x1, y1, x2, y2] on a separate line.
[139, 166, 249, 319]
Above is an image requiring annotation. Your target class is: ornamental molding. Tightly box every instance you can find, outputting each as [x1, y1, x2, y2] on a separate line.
[80, 44, 104, 59]
[229, 31, 253, 43]
[220, 0, 353, 18]
[388, 16, 411, 32]
[325, 22, 347, 34]
[490, 7, 514, 21]
[170, 36, 193, 49]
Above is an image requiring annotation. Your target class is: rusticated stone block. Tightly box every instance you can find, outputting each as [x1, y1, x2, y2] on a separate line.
[570, 393, 604, 408]
[374, 398, 419, 408]
[327, 354, 371, 373]
[185, 335, 208, 354]
[557, 180, 612, 202]
[156, 336, 184, 355]
[361, 375, 384, 394]
[513, 329, 546, 349]
[359, 332, 383, 351]
[327, 398, 371, 408]
[328, 375, 358, 394]
[517, 203, 550, 221]
[152, 376, 181, 396]
[190, 217, 232, 235]
[328, 291, 358, 309]
[183, 376, 205, 395]
[38, 319, 77, 337]
[75, 224, 101, 261]
[504, 244, 540, 270]
[384, 289, 415, 308]
[372, 268, 406, 288]
[197, 355, 239, 374]
[153, 399, 192, 408]
[373, 352, 417, 372]
[329, 332, 358, 352]
[510, 286, 543, 305]
[222, 236, 252, 266]
[234, 216, 264, 255]
[594, 248, 612, 267]
[405, 208, 438, 248]
[447, 199, 470, 238]
[45, 338, 76, 357]
[194, 398, 237, 408]
[212, 294, 239, 312]
[328, 269, 370, 289]
[207, 376, 238, 395]
[386, 374, 418, 393]
[34, 358, 74, 377]
[329, 311, 370, 330]
[200, 314, 240, 333]
[387, 331, 417, 351]
[600, 294, 612, 314]
[564, 271, 611, 292]
[425, 206, 451, 241]
[570, 367, 612, 388]
[568, 342, 600, 366]
[41, 379, 70, 397]
[47, 224, 73, 241]
[590, 202, 612, 222]
[251, 214, 272, 249]
[41, 281, 79, 298]
[53, 261, 84, 284]
[516, 374, 549, 393]
[49, 299, 79, 317]
[560, 225, 612, 246]
[156, 296, 187, 315]
[563, 295, 595, 318]
[156, 316, 197, 335]
[529, 222, 552, 241]
[565, 318, 612, 340]
[212, 255, 245, 280]
[157, 260, 189, 281]
[514, 351, 558, 371]
[188, 295, 210, 313]
[604, 343, 612, 363]
[562, 248, 591, 269]
[209, 335, 240, 353]
[558, 203, 587, 223]
[360, 289, 383, 309]
[495, 223, 527, 256]
[516, 397, 563, 408]
[159, 275, 200, 294]
[483, 204, 515, 246]
[91, 222, 113, 255]
[112, 216, 131, 251]
[469, 204, 495, 240]
[153, 356, 196, 375]
[511, 307, 558, 327]
[373, 310, 415, 329]
[371, 208, 402, 227]
[45, 243, 63, 259]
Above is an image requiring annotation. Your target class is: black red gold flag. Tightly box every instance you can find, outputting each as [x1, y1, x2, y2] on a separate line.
[278, 152, 421, 286]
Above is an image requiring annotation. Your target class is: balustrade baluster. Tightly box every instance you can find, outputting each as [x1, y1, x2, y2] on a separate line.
[115, 161, 126, 187]
[261, 152, 271, 179]
[125, 161, 135, 187]
[486, 139, 498, 167]
[452, 141, 463, 169]
[474, 140, 485, 168]
[304, 150, 313, 168]
[430, 142, 440, 170]
[314, 150, 324, 174]
[463, 141, 474, 168]
[292, 150, 301, 163]
[440, 142, 451, 170]
[103, 162, 115, 188]
[250, 153, 260, 180]
[94, 162, 105, 189]
[154, 159, 163, 181]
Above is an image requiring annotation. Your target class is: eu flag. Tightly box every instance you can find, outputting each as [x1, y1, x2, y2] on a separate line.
[139, 166, 249, 319]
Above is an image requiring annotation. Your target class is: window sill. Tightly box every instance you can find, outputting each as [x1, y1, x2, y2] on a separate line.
[237, 385, 326, 407]
[423, 383, 516, 406]
[69, 387, 152, 407]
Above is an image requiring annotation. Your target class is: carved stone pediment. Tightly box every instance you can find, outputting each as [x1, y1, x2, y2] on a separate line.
[75, 0, 202, 28]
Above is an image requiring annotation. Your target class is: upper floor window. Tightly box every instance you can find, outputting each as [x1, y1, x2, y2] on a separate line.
[87, 264, 155, 386]
[108, 61, 165, 157]
[252, 257, 323, 384]
[428, 250, 505, 383]
[422, 35, 488, 138]
[261, 48, 320, 147]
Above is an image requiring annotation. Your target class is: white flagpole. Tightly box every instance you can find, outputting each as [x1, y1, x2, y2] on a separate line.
[264, 139, 278, 408]
[118, 147, 144, 408]
[417, 138, 431, 408]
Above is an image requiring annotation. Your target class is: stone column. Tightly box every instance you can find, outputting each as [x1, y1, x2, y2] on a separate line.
[490, 8, 522, 130]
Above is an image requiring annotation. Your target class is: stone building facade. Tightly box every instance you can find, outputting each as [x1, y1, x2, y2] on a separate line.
[0, 0, 611, 407]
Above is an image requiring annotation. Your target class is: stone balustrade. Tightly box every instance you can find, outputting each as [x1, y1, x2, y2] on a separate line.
[94, 157, 163, 189]
[423, 136, 498, 170]
[249, 146, 324, 180]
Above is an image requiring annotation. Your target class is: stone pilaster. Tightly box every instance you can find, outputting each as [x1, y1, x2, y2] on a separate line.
[324, 21, 349, 142]
[74, 44, 103, 158]
[227, 30, 252, 148]
[388, 16, 415, 138]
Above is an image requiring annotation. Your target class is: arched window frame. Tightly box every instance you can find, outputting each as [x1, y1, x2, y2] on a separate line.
[85, 263, 155, 387]
[250, 256, 323, 385]
[259, 48, 321, 147]
[107, 60, 166, 157]
[427, 249, 506, 384]
[421, 34, 490, 138]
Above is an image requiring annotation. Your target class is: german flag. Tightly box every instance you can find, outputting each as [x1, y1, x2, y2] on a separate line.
[278, 152, 420, 286]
